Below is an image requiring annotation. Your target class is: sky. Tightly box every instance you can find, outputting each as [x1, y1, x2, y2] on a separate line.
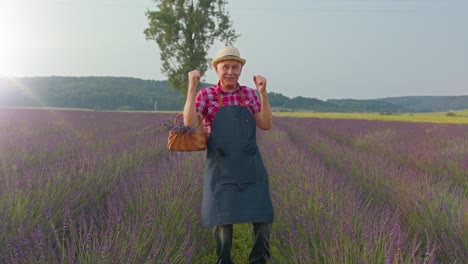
[1, 0, 467, 100]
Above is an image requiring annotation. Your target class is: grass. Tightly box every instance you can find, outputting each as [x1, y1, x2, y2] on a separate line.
[6, 106, 468, 123]
[274, 109, 468, 124]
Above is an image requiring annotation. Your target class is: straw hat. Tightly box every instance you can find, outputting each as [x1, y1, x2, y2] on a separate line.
[211, 46, 246, 67]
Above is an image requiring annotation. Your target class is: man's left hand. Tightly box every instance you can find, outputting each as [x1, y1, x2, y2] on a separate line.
[253, 75, 267, 94]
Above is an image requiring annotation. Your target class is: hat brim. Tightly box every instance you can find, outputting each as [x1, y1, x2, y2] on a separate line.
[211, 56, 246, 67]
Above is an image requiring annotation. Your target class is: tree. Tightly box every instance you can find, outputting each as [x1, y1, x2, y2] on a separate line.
[144, 0, 239, 96]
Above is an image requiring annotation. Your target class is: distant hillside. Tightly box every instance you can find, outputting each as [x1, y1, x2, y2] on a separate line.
[1, 76, 466, 112]
[327, 99, 404, 113]
[0, 76, 184, 111]
[380, 96, 468, 112]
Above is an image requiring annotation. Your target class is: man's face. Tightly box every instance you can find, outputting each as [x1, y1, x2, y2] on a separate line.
[215, 60, 242, 91]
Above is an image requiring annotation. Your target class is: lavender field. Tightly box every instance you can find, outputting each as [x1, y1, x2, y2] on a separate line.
[1, 108, 467, 264]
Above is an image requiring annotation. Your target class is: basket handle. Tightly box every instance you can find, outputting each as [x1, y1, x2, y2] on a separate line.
[173, 114, 203, 129]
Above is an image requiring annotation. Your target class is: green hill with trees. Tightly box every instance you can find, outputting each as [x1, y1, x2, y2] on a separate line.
[0, 76, 183, 111]
[1, 76, 467, 113]
[379, 96, 468, 112]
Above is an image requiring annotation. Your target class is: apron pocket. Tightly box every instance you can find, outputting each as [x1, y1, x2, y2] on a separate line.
[216, 146, 230, 157]
[214, 146, 234, 184]
[237, 155, 259, 184]
[215, 145, 259, 186]
[243, 144, 257, 156]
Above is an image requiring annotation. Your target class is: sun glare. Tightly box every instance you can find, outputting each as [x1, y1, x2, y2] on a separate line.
[0, 1, 28, 77]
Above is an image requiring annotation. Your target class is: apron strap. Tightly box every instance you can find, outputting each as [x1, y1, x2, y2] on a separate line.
[217, 87, 246, 107]
[217, 91, 223, 107]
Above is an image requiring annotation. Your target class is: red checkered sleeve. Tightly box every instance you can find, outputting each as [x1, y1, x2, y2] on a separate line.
[243, 86, 262, 113]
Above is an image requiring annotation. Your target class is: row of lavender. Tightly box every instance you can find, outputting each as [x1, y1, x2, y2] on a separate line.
[265, 117, 467, 263]
[0, 108, 466, 263]
[0, 109, 211, 263]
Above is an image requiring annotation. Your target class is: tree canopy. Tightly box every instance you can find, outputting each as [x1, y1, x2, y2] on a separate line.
[144, 0, 239, 95]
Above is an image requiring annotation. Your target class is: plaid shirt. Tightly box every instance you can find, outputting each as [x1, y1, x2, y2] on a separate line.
[196, 82, 261, 135]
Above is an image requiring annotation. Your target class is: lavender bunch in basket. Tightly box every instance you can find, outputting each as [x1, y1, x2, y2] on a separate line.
[157, 119, 198, 135]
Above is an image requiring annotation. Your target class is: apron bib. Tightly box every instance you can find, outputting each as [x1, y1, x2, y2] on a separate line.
[201, 90, 274, 227]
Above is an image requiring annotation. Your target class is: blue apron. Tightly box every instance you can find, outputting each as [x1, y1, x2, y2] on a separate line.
[201, 89, 274, 227]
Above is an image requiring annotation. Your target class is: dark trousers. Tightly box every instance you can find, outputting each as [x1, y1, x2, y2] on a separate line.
[214, 222, 272, 264]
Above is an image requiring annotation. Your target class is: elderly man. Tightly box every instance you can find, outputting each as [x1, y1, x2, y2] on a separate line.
[183, 46, 274, 263]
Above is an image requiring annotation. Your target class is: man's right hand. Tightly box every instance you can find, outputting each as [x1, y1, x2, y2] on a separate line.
[184, 69, 201, 127]
[188, 69, 201, 93]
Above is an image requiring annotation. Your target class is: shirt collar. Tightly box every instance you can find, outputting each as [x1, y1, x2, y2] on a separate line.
[216, 81, 241, 94]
